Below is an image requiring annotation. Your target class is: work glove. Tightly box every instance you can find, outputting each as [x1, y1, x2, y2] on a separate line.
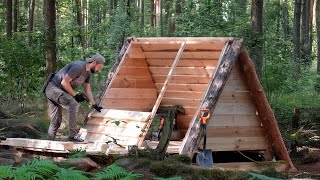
[74, 93, 87, 103]
[92, 104, 103, 112]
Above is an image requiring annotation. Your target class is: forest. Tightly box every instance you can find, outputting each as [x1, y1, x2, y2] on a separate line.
[0, 0, 320, 179]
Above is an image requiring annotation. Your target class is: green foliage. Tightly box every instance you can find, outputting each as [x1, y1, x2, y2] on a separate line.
[5, 158, 59, 180]
[49, 167, 89, 180]
[314, 76, 320, 92]
[68, 149, 88, 159]
[256, 167, 288, 179]
[155, 177, 184, 180]
[193, 169, 247, 180]
[167, 155, 192, 165]
[247, 172, 285, 180]
[0, 35, 45, 101]
[14, 159, 58, 179]
[0, 165, 14, 179]
[150, 159, 193, 178]
[93, 164, 143, 180]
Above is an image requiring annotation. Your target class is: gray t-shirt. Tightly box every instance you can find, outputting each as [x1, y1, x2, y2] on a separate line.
[52, 61, 91, 91]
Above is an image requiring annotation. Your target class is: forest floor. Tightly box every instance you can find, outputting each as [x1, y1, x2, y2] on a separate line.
[0, 109, 320, 179]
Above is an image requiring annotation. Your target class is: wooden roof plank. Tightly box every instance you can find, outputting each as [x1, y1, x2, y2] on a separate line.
[138, 42, 186, 146]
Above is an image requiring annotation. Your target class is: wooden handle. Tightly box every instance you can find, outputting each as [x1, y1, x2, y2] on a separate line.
[198, 109, 211, 124]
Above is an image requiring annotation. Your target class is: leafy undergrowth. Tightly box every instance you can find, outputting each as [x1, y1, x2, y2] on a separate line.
[0, 152, 296, 180]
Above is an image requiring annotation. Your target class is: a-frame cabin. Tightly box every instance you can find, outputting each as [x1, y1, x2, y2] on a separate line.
[0, 37, 295, 171]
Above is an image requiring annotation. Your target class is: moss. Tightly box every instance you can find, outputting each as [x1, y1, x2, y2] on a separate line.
[255, 167, 288, 179]
[150, 160, 194, 178]
[167, 154, 192, 165]
[193, 169, 247, 180]
[115, 157, 152, 171]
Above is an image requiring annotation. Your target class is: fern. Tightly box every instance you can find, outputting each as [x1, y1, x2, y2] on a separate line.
[49, 167, 89, 180]
[119, 172, 144, 180]
[68, 148, 88, 159]
[93, 164, 127, 180]
[13, 158, 59, 179]
[93, 164, 143, 180]
[0, 165, 14, 179]
[155, 177, 184, 180]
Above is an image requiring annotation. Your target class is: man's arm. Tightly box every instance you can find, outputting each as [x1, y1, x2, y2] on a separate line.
[61, 74, 77, 96]
[83, 83, 95, 105]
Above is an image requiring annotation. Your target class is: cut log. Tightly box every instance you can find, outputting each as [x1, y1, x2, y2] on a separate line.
[238, 49, 296, 171]
[179, 39, 243, 157]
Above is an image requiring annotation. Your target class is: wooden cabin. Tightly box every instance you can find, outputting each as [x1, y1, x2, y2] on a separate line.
[0, 37, 295, 171]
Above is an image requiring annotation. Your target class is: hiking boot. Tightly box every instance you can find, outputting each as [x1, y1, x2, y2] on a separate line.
[68, 136, 84, 142]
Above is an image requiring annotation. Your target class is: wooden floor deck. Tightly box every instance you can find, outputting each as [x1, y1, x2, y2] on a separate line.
[0, 138, 183, 154]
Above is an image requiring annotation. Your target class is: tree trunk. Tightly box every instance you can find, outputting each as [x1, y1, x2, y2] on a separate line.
[44, 0, 57, 77]
[6, 0, 12, 39]
[316, 0, 320, 74]
[180, 39, 242, 158]
[160, 0, 163, 36]
[151, 0, 155, 27]
[75, 0, 84, 49]
[301, 0, 311, 64]
[250, 0, 264, 79]
[140, 0, 144, 28]
[27, 0, 35, 32]
[171, 0, 181, 34]
[309, 0, 315, 56]
[282, 0, 290, 37]
[13, 0, 17, 32]
[293, 0, 301, 76]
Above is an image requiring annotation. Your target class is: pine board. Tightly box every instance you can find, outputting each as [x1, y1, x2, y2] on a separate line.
[85, 124, 144, 138]
[205, 126, 266, 137]
[89, 109, 150, 121]
[132, 43, 224, 51]
[121, 58, 148, 67]
[155, 83, 208, 91]
[160, 97, 201, 107]
[214, 102, 257, 115]
[149, 67, 215, 76]
[87, 117, 147, 127]
[106, 88, 157, 99]
[146, 59, 218, 67]
[117, 67, 153, 79]
[152, 75, 211, 84]
[202, 136, 269, 151]
[128, 46, 145, 58]
[144, 51, 221, 59]
[162, 91, 204, 99]
[102, 98, 155, 111]
[110, 77, 156, 88]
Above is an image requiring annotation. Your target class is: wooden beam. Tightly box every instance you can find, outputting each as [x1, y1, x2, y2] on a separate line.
[179, 39, 243, 158]
[131, 43, 225, 51]
[138, 42, 186, 146]
[136, 37, 233, 44]
[144, 51, 221, 59]
[238, 49, 296, 171]
[146, 59, 218, 67]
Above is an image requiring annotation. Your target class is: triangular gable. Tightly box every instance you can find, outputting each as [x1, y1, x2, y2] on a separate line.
[179, 39, 294, 171]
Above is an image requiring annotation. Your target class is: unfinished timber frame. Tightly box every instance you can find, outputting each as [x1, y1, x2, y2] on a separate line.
[0, 37, 295, 171]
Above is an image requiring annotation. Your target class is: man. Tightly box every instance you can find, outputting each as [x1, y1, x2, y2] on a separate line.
[44, 53, 104, 142]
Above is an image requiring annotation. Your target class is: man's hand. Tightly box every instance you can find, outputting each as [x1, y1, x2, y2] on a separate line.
[92, 104, 103, 112]
[74, 93, 87, 103]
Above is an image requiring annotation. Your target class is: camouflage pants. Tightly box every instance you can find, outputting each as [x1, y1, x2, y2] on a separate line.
[45, 82, 79, 140]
